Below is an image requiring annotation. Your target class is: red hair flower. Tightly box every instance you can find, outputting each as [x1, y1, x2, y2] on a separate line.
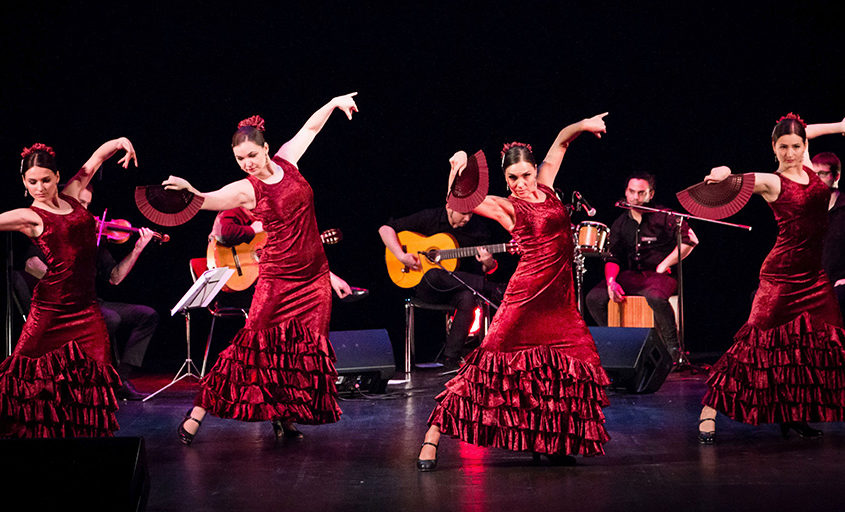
[238, 115, 266, 132]
[775, 112, 807, 128]
[21, 142, 56, 159]
[500, 141, 533, 159]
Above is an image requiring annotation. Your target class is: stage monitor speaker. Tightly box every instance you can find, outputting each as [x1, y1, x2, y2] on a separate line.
[331, 329, 395, 394]
[589, 326, 672, 393]
[0, 436, 149, 511]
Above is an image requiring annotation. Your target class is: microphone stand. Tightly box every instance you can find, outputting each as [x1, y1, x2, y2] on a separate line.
[558, 188, 590, 314]
[422, 254, 499, 311]
[421, 254, 500, 375]
[615, 201, 752, 372]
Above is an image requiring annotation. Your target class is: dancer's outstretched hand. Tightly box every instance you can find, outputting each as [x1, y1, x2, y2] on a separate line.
[162, 175, 194, 192]
[704, 166, 731, 184]
[582, 112, 609, 138]
[333, 92, 359, 120]
[115, 137, 138, 168]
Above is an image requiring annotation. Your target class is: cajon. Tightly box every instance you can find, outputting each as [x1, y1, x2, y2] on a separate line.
[607, 296, 679, 328]
[608, 296, 654, 327]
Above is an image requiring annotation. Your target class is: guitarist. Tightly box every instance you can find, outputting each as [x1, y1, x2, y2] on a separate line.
[212, 207, 353, 302]
[379, 203, 508, 370]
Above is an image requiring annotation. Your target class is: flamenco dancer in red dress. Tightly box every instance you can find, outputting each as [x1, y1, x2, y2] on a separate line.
[0, 138, 138, 437]
[417, 113, 611, 470]
[698, 113, 845, 443]
[163, 93, 357, 444]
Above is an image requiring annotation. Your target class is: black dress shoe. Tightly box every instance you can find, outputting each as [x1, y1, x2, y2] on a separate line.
[178, 410, 203, 446]
[780, 422, 823, 439]
[116, 380, 149, 401]
[667, 347, 682, 365]
[272, 419, 304, 439]
[416, 441, 439, 472]
[698, 418, 716, 444]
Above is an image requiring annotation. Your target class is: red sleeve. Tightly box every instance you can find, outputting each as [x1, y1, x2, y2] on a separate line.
[216, 209, 255, 246]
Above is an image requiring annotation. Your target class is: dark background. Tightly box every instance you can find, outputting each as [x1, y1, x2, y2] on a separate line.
[3, 3, 845, 368]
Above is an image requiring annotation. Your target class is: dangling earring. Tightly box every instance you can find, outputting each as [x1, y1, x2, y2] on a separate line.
[23, 189, 28, 197]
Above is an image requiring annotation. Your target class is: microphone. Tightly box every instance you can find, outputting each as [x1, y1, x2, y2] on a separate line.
[572, 191, 597, 217]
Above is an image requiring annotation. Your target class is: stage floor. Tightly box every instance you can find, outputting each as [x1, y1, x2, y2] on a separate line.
[119, 368, 845, 512]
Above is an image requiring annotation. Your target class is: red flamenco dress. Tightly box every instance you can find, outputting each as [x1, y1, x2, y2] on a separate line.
[194, 157, 342, 424]
[428, 183, 611, 456]
[703, 169, 845, 424]
[0, 195, 120, 438]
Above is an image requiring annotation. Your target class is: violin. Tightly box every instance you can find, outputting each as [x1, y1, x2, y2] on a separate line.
[95, 211, 170, 245]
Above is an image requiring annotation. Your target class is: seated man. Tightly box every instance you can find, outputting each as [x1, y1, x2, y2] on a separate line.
[209, 207, 353, 305]
[586, 172, 697, 363]
[379, 157, 509, 370]
[25, 185, 158, 400]
[812, 152, 845, 320]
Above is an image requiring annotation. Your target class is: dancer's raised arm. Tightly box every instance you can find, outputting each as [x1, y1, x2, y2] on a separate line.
[276, 92, 359, 166]
[64, 137, 137, 200]
[446, 150, 517, 231]
[806, 116, 845, 140]
[537, 112, 607, 188]
[162, 175, 255, 211]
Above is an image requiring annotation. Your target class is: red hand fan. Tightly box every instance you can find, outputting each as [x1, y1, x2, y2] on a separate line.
[447, 150, 488, 213]
[676, 174, 755, 220]
[135, 185, 205, 226]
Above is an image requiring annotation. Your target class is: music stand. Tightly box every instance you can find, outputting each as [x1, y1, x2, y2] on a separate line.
[143, 267, 235, 402]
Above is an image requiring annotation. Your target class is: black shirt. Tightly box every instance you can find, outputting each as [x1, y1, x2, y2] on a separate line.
[605, 205, 696, 272]
[823, 191, 845, 282]
[26, 243, 117, 287]
[387, 207, 500, 276]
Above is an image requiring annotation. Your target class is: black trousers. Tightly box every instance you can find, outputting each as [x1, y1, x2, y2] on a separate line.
[414, 269, 504, 359]
[99, 300, 159, 374]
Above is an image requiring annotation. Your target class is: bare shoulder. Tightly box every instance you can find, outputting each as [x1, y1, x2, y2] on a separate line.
[754, 172, 781, 202]
[476, 195, 516, 231]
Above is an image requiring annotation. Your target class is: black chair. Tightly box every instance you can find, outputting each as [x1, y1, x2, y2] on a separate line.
[403, 297, 492, 374]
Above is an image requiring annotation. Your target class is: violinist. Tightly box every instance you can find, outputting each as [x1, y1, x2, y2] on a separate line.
[24, 184, 159, 400]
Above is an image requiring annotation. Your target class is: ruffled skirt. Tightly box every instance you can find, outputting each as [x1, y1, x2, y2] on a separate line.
[195, 318, 342, 424]
[0, 341, 121, 438]
[428, 345, 611, 456]
[703, 312, 845, 425]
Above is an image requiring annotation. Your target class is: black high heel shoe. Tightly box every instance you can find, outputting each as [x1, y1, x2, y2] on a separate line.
[780, 422, 823, 439]
[416, 441, 439, 472]
[272, 419, 304, 440]
[532, 452, 577, 466]
[697, 418, 716, 444]
[177, 410, 203, 446]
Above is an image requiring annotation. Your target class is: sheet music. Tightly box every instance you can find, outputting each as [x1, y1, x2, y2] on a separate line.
[170, 267, 236, 316]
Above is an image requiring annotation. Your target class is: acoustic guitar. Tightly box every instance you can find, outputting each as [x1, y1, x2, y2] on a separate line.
[385, 230, 517, 288]
[207, 228, 342, 291]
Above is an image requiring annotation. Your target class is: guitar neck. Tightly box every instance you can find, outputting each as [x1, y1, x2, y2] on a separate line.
[438, 243, 509, 260]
